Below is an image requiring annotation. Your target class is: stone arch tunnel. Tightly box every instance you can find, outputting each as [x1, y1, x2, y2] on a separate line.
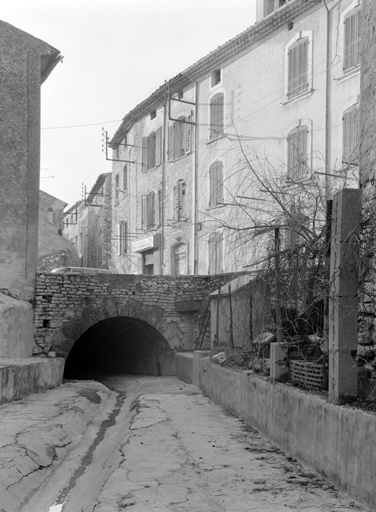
[34, 273, 238, 377]
[64, 316, 174, 378]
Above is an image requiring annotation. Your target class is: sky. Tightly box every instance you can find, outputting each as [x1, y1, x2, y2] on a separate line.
[2, 0, 257, 209]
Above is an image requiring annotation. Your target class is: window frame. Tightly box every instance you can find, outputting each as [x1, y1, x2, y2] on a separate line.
[142, 126, 163, 171]
[284, 31, 313, 103]
[167, 112, 193, 161]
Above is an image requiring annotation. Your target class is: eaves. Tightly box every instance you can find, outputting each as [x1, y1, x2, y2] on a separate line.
[110, 0, 322, 147]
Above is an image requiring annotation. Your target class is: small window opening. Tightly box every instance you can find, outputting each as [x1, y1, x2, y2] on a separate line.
[211, 69, 221, 87]
[150, 110, 157, 120]
[178, 90, 184, 100]
[43, 319, 51, 328]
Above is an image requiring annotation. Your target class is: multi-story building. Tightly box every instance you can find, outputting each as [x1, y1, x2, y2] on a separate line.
[110, 0, 361, 275]
[63, 172, 112, 269]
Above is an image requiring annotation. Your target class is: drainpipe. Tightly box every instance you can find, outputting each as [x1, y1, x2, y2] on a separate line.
[160, 89, 167, 275]
[192, 80, 199, 275]
[322, 0, 332, 202]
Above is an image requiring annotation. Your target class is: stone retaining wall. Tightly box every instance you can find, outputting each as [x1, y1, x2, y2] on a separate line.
[34, 272, 242, 357]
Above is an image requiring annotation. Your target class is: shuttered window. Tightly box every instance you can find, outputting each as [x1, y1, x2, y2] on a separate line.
[147, 191, 156, 229]
[115, 173, 119, 201]
[288, 37, 309, 98]
[173, 180, 186, 220]
[209, 161, 224, 206]
[343, 103, 360, 165]
[344, 6, 362, 72]
[208, 233, 223, 275]
[116, 223, 121, 255]
[141, 195, 147, 229]
[287, 125, 308, 180]
[120, 221, 127, 254]
[158, 188, 162, 225]
[210, 93, 224, 140]
[168, 113, 193, 160]
[123, 165, 128, 190]
[174, 243, 187, 276]
[142, 128, 162, 171]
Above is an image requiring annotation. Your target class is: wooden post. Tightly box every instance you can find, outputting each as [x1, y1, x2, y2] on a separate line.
[228, 283, 235, 351]
[275, 228, 282, 343]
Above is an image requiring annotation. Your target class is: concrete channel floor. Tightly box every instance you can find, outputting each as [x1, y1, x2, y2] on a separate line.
[1, 376, 371, 512]
[45, 376, 370, 512]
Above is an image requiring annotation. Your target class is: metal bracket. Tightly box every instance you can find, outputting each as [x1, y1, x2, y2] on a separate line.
[102, 128, 135, 163]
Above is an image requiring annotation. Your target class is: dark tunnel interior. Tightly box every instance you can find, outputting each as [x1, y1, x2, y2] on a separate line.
[63, 316, 174, 379]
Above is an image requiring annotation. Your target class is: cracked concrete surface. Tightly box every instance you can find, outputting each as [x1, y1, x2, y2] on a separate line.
[90, 377, 369, 512]
[0, 380, 113, 512]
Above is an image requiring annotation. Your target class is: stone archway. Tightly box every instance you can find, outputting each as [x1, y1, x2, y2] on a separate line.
[63, 315, 174, 378]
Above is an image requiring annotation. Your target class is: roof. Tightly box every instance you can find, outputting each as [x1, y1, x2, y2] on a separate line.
[39, 189, 68, 209]
[110, 0, 321, 147]
[0, 20, 62, 84]
[87, 173, 111, 203]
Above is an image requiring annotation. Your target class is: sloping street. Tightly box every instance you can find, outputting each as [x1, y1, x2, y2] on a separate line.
[25, 377, 369, 512]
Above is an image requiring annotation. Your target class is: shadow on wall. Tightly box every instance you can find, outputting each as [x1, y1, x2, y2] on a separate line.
[63, 316, 174, 378]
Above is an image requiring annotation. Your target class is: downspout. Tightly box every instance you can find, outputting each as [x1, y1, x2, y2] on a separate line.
[161, 83, 168, 275]
[192, 80, 199, 274]
[322, 0, 331, 201]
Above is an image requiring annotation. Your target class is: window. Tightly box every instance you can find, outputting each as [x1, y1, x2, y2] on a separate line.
[208, 233, 223, 274]
[344, 6, 362, 72]
[288, 37, 309, 98]
[211, 69, 221, 87]
[115, 173, 119, 201]
[142, 127, 162, 171]
[343, 103, 360, 165]
[120, 221, 127, 254]
[173, 180, 186, 220]
[264, 0, 287, 17]
[150, 110, 157, 120]
[209, 94, 224, 140]
[209, 161, 224, 206]
[173, 243, 187, 276]
[168, 113, 193, 160]
[123, 165, 128, 190]
[287, 125, 308, 180]
[158, 188, 162, 225]
[142, 191, 156, 230]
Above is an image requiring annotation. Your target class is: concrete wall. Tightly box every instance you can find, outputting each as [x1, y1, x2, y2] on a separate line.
[175, 353, 376, 511]
[0, 294, 34, 357]
[0, 357, 64, 403]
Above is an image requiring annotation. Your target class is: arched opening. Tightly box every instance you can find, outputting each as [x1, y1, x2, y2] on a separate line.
[63, 316, 174, 379]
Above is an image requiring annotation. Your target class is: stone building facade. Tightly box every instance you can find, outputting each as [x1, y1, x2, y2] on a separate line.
[0, 20, 61, 358]
[63, 173, 112, 269]
[359, 0, 376, 348]
[110, 0, 361, 276]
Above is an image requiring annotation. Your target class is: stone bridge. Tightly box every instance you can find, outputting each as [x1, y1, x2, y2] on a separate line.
[33, 273, 236, 377]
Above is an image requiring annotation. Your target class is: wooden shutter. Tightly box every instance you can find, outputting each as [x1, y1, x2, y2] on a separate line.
[123, 165, 127, 190]
[117, 223, 121, 255]
[343, 104, 359, 164]
[121, 221, 127, 254]
[158, 188, 162, 225]
[142, 137, 148, 171]
[147, 191, 155, 228]
[210, 94, 224, 140]
[344, 8, 361, 71]
[141, 195, 147, 229]
[156, 127, 162, 165]
[186, 111, 193, 153]
[209, 162, 223, 205]
[287, 126, 307, 180]
[208, 233, 222, 274]
[176, 181, 186, 219]
[168, 125, 173, 161]
[288, 38, 308, 98]
[173, 184, 178, 219]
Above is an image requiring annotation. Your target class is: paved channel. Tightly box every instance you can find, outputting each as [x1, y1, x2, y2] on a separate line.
[28, 376, 369, 512]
